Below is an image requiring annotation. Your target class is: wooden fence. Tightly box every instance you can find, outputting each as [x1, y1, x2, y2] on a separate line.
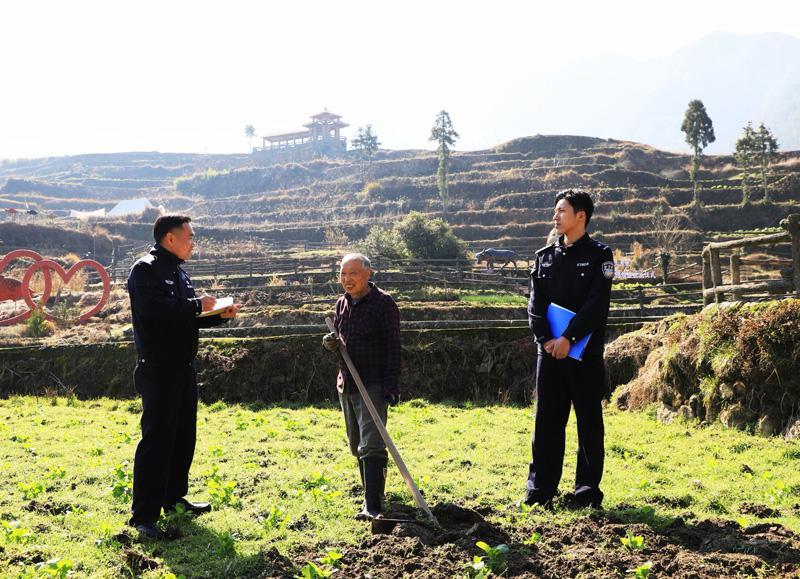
[107, 252, 708, 311]
[702, 214, 800, 305]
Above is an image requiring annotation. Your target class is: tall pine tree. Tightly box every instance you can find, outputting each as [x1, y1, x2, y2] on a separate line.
[735, 122, 757, 205]
[680, 100, 715, 205]
[429, 111, 459, 219]
[755, 123, 779, 203]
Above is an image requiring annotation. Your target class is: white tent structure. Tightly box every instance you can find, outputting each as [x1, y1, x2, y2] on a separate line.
[107, 198, 155, 217]
[70, 208, 107, 220]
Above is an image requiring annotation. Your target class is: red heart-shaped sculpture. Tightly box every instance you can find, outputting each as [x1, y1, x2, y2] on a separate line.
[21, 259, 111, 324]
[0, 250, 53, 326]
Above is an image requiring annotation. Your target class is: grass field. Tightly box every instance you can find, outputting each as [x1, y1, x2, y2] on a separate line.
[1, 396, 799, 577]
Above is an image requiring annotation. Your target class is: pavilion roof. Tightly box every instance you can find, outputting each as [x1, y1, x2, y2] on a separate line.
[309, 110, 342, 121]
[303, 120, 349, 129]
[261, 129, 311, 141]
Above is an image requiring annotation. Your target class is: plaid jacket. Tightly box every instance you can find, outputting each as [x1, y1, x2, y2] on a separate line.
[333, 282, 401, 397]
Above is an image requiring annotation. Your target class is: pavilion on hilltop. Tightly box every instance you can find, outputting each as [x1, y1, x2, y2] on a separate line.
[254, 110, 349, 160]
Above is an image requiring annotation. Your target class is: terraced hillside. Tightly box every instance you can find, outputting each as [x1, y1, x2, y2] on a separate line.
[2, 136, 799, 258]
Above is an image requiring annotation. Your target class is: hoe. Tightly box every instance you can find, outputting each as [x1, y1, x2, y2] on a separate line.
[325, 317, 439, 533]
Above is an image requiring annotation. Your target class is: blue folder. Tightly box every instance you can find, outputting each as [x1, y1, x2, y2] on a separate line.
[546, 303, 592, 361]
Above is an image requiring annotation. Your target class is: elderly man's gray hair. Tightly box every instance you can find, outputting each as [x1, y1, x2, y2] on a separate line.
[340, 253, 371, 269]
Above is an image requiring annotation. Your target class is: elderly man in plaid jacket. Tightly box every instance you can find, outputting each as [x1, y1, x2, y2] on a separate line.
[323, 253, 401, 519]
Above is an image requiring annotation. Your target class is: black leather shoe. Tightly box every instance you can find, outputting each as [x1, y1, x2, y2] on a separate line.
[134, 522, 165, 540]
[166, 497, 212, 515]
[523, 491, 554, 509]
[563, 491, 603, 509]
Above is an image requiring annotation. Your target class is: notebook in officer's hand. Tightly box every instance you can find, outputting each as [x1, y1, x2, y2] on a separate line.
[546, 303, 592, 361]
[198, 296, 234, 318]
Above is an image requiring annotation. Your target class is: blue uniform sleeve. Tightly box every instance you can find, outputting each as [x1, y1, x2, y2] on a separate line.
[562, 247, 614, 344]
[528, 255, 553, 344]
[196, 313, 228, 328]
[128, 262, 202, 322]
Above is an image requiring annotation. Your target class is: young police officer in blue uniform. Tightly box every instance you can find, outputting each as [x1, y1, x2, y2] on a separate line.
[127, 215, 239, 539]
[524, 190, 614, 508]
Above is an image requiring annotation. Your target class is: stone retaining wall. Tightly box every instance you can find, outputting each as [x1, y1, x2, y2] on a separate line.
[0, 328, 537, 405]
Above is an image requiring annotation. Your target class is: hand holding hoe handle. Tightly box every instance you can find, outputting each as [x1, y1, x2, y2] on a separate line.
[325, 317, 438, 525]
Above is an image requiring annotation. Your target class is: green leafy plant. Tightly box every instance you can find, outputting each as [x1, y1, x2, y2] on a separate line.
[25, 306, 53, 337]
[413, 474, 431, 491]
[260, 505, 291, 531]
[34, 558, 73, 578]
[110, 462, 133, 501]
[299, 472, 341, 502]
[284, 418, 303, 432]
[524, 531, 542, 545]
[52, 301, 81, 328]
[205, 464, 239, 508]
[18, 481, 45, 500]
[630, 561, 653, 578]
[2, 519, 34, 544]
[466, 541, 509, 577]
[116, 431, 133, 444]
[162, 501, 193, 531]
[47, 465, 67, 479]
[95, 522, 118, 547]
[318, 548, 344, 568]
[296, 562, 333, 579]
[517, 502, 543, 518]
[621, 530, 646, 551]
[736, 516, 750, 529]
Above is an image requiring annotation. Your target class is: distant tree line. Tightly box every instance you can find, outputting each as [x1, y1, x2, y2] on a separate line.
[734, 122, 778, 205]
[680, 99, 779, 206]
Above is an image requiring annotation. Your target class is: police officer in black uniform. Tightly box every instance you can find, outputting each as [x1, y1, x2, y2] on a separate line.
[524, 190, 614, 508]
[127, 215, 239, 539]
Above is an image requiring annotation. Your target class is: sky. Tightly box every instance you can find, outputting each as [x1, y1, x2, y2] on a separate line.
[1, 0, 799, 159]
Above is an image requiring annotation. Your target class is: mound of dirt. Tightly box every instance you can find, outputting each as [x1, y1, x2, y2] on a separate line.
[604, 319, 668, 391]
[613, 300, 800, 437]
[315, 503, 800, 578]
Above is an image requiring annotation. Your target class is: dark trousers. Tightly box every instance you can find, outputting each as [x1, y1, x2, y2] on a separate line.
[339, 384, 388, 461]
[131, 361, 198, 525]
[526, 354, 606, 503]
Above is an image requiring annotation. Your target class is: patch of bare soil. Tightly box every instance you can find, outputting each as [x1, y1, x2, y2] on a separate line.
[292, 502, 800, 578]
[121, 546, 160, 573]
[22, 499, 76, 516]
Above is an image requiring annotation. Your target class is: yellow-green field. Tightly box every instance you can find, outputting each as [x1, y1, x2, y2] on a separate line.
[1, 397, 799, 577]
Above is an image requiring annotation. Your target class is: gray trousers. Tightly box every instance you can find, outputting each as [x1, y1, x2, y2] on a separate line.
[339, 385, 388, 461]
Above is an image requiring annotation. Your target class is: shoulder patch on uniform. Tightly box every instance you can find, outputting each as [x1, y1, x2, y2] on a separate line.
[602, 261, 615, 279]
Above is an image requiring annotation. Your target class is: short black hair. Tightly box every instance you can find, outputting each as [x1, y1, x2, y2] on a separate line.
[555, 189, 594, 226]
[154, 215, 191, 243]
